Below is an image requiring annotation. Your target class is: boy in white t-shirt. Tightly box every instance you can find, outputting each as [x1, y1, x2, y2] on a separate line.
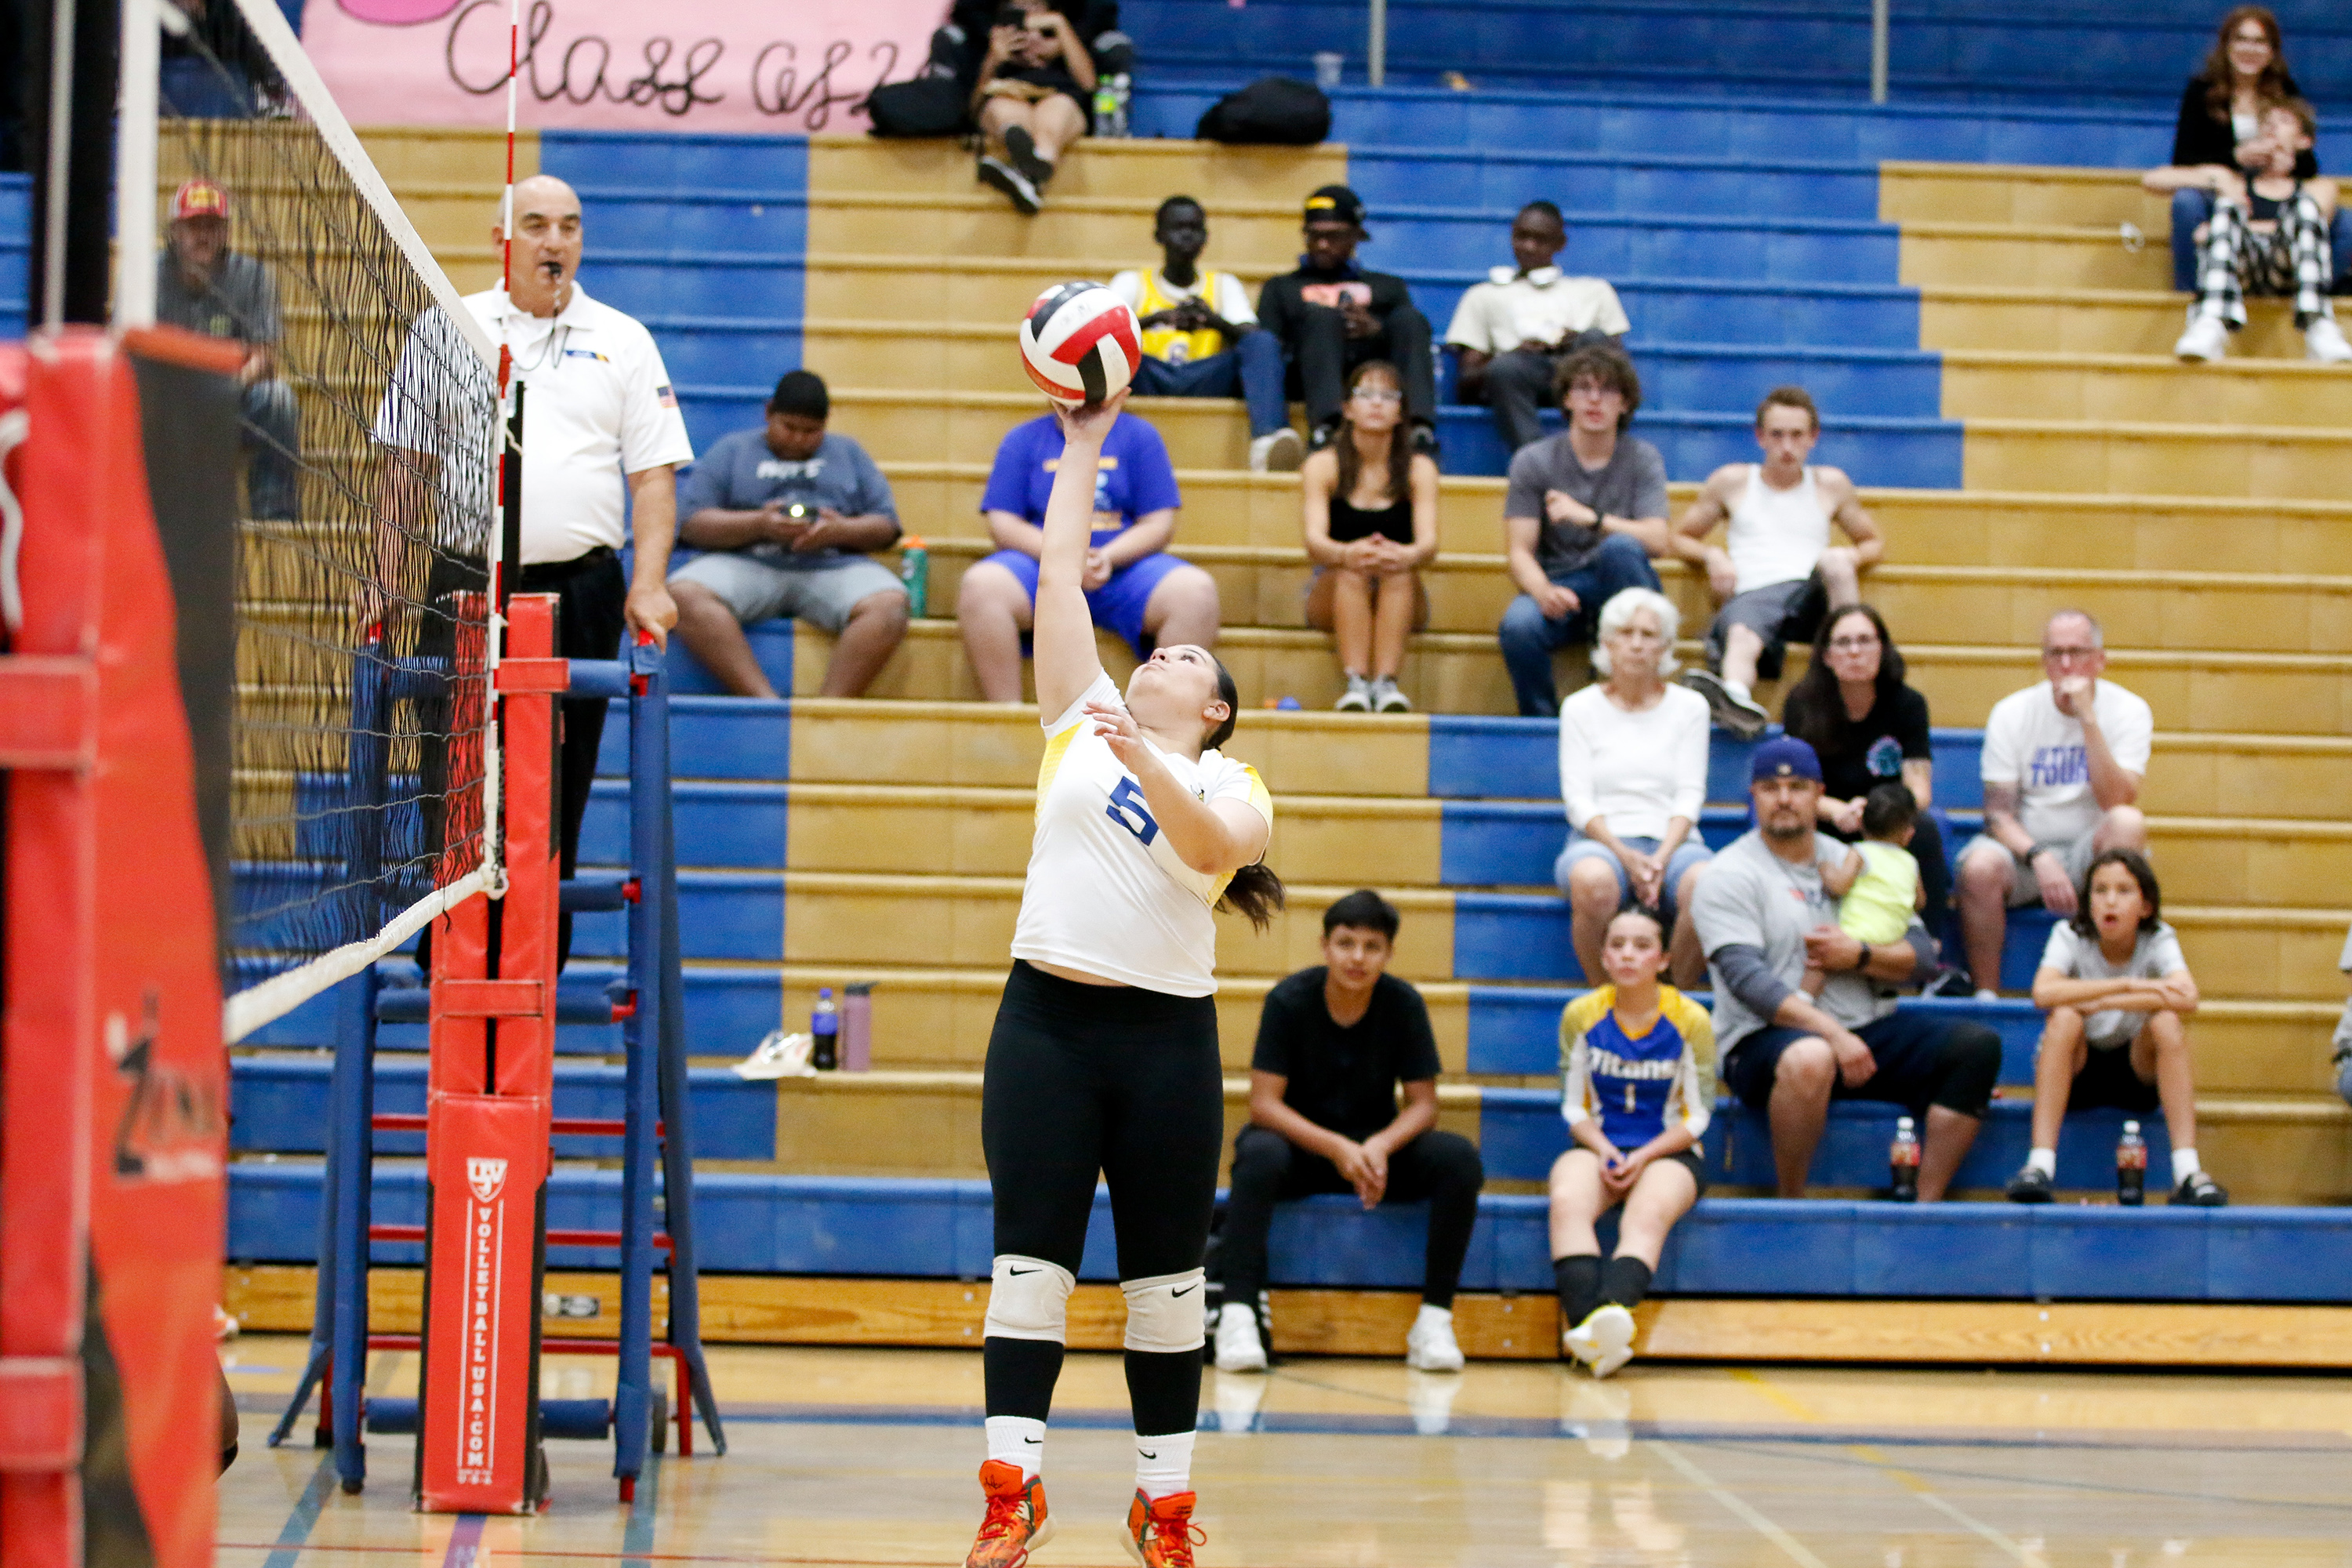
[1443, 201, 1631, 453]
[2005, 848, 2226, 1207]
[1956, 611, 2154, 998]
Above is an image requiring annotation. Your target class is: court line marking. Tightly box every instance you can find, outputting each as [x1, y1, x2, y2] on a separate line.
[440, 1515, 485, 1568]
[1652, 1441, 1830, 1568]
[624, 1453, 662, 1568]
[260, 1455, 339, 1568]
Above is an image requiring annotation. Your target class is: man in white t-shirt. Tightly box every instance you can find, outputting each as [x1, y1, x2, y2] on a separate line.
[1956, 610, 2153, 997]
[377, 173, 695, 965]
[1443, 201, 1630, 455]
[1109, 197, 1299, 473]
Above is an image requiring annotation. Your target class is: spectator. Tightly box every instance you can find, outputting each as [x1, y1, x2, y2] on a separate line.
[667, 371, 908, 699]
[1673, 387, 1881, 739]
[2333, 924, 2352, 1109]
[2145, 5, 2351, 297]
[1800, 782, 1924, 1000]
[1494, 345, 1670, 717]
[2160, 100, 2350, 363]
[2005, 850, 2228, 1207]
[1214, 890, 1485, 1375]
[1256, 186, 1439, 454]
[1955, 611, 2151, 1000]
[1110, 197, 1301, 473]
[969, 0, 1097, 214]
[1690, 737, 2002, 1201]
[154, 178, 299, 521]
[1548, 905, 1713, 1379]
[1779, 604, 1954, 920]
[1300, 361, 1439, 713]
[1555, 588, 1711, 987]
[1444, 200, 1631, 455]
[957, 406, 1218, 702]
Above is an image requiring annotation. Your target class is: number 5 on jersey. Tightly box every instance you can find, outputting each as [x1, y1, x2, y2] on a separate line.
[1105, 776, 1160, 845]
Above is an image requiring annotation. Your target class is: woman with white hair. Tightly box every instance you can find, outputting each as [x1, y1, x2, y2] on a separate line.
[1555, 588, 1712, 985]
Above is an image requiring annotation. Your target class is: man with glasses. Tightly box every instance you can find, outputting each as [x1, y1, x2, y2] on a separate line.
[1956, 611, 2152, 999]
[1254, 184, 1439, 454]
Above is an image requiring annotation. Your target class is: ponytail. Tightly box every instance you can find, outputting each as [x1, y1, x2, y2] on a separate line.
[1218, 862, 1287, 931]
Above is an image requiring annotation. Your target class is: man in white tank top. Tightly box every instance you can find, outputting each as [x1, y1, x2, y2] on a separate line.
[1669, 386, 1881, 737]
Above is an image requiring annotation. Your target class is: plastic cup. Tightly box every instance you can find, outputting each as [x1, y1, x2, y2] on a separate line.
[1313, 52, 1344, 89]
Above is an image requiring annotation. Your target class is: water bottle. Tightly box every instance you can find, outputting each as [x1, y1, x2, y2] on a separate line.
[898, 536, 928, 618]
[1889, 1116, 1920, 1203]
[1093, 73, 1131, 137]
[2116, 1120, 2147, 1207]
[841, 981, 875, 1073]
[811, 987, 839, 1072]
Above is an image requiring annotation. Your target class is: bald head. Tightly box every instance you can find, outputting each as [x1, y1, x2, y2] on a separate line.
[495, 175, 584, 317]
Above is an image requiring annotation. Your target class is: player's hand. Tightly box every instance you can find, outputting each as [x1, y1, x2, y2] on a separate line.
[1704, 547, 1739, 601]
[1083, 698, 1153, 773]
[1333, 1139, 1382, 1207]
[1054, 387, 1128, 445]
[624, 581, 677, 651]
[1535, 582, 1579, 620]
[1082, 549, 1114, 590]
[2034, 849, 2078, 915]
[1827, 1026, 1877, 1087]
[1543, 488, 1595, 527]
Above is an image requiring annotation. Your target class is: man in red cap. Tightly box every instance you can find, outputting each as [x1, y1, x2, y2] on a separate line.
[155, 177, 299, 520]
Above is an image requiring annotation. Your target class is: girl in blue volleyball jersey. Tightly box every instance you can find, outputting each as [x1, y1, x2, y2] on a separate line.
[1547, 904, 1714, 1378]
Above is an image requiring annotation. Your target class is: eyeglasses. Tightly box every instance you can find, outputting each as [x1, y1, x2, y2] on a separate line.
[1350, 388, 1403, 405]
[2043, 645, 2099, 662]
[1826, 636, 1879, 652]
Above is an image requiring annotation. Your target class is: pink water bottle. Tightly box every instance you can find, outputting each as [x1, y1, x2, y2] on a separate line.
[842, 982, 875, 1072]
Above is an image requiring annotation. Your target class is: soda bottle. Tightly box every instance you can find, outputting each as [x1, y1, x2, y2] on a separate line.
[811, 987, 839, 1072]
[1889, 1115, 1920, 1202]
[2116, 1120, 2147, 1207]
[898, 537, 928, 619]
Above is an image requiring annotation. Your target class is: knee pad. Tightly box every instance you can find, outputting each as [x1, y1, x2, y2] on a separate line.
[983, 1254, 1075, 1345]
[1120, 1269, 1207, 1355]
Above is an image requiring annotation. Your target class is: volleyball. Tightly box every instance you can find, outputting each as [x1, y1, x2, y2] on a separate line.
[1019, 282, 1142, 407]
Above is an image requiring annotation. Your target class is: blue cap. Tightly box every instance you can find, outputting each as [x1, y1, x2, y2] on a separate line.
[1749, 735, 1822, 784]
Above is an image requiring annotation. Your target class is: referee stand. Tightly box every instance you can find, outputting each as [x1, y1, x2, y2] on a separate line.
[268, 597, 724, 1505]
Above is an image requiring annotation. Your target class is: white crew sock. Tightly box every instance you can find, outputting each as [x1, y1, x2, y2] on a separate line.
[2172, 1148, 2202, 1185]
[2026, 1148, 2056, 1178]
[985, 1415, 1047, 1481]
[1134, 1429, 1196, 1500]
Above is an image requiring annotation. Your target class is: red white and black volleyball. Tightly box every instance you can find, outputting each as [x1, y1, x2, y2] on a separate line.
[1020, 282, 1142, 407]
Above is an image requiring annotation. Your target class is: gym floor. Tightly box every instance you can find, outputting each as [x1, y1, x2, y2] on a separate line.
[218, 1336, 2352, 1566]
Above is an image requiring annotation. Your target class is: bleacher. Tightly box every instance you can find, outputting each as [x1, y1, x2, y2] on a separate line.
[193, 2, 2352, 1359]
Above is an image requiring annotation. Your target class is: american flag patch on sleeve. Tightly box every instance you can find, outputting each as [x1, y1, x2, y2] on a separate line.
[657, 383, 677, 408]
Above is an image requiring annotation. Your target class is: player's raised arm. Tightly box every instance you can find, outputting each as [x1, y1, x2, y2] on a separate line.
[1031, 389, 1129, 720]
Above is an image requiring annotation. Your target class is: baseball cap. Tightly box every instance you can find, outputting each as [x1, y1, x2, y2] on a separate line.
[1749, 735, 1822, 784]
[172, 179, 230, 220]
[1301, 184, 1367, 229]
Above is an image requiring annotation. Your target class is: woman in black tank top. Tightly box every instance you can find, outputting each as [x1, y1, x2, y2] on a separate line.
[1301, 361, 1441, 713]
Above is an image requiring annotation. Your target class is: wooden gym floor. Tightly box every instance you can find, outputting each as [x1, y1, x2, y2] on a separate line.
[220, 1335, 2352, 1566]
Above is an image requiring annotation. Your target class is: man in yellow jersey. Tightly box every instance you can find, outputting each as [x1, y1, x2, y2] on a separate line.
[1110, 197, 1301, 473]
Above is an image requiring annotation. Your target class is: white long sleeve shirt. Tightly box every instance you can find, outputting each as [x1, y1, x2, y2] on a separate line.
[1558, 682, 1711, 841]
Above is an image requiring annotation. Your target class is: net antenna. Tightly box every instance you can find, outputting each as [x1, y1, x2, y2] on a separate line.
[114, 0, 509, 1043]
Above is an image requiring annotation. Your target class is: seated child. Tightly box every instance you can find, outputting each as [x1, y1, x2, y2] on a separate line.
[1802, 781, 1924, 997]
[2005, 848, 2227, 1206]
[2165, 99, 2352, 365]
[1547, 904, 1714, 1379]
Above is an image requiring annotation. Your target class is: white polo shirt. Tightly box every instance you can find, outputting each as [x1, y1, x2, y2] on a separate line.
[1443, 266, 1631, 355]
[376, 283, 694, 565]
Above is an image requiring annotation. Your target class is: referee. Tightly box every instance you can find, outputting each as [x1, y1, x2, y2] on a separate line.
[379, 173, 693, 966]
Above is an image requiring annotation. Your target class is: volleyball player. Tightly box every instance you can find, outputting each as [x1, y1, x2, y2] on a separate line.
[965, 389, 1283, 1568]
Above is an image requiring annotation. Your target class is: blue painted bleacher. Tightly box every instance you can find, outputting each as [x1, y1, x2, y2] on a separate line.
[0, 173, 29, 339]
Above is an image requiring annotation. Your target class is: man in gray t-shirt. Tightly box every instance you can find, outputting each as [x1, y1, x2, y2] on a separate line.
[154, 179, 300, 520]
[1494, 344, 1670, 716]
[1689, 737, 2002, 1200]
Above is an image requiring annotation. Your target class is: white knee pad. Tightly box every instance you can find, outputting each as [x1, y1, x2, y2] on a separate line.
[983, 1254, 1075, 1344]
[1121, 1269, 1207, 1355]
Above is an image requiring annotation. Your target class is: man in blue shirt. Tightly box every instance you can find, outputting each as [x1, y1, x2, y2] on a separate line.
[667, 372, 908, 697]
[956, 405, 1221, 702]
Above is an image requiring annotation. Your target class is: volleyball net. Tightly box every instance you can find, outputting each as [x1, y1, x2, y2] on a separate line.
[118, 0, 508, 1041]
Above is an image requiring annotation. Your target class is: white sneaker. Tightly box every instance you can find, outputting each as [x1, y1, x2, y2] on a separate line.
[1248, 429, 1305, 473]
[1213, 1301, 1267, 1373]
[1404, 1304, 1465, 1372]
[1334, 673, 1373, 712]
[731, 1029, 815, 1080]
[1973, 987, 2001, 1002]
[1564, 1303, 1635, 1379]
[1684, 670, 1768, 739]
[2174, 310, 2229, 361]
[2305, 316, 2352, 364]
[1371, 676, 1412, 713]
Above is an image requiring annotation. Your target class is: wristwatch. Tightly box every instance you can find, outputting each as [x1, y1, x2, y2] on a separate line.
[2028, 841, 2060, 863]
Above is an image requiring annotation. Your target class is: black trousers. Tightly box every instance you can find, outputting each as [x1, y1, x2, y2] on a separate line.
[416, 547, 626, 971]
[1283, 303, 1439, 430]
[1220, 1122, 1485, 1310]
[981, 960, 1224, 1434]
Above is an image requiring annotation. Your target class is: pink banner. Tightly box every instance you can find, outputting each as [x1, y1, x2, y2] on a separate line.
[301, 0, 937, 134]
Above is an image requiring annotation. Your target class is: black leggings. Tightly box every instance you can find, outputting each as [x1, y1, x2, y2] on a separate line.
[982, 960, 1224, 1436]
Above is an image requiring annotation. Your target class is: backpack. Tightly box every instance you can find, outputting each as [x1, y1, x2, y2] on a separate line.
[864, 74, 970, 138]
[1195, 76, 1330, 145]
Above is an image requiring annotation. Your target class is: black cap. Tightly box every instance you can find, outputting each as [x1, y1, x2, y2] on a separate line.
[1302, 184, 1366, 230]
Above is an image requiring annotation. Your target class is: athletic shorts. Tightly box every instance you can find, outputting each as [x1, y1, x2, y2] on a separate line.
[1705, 573, 1829, 681]
[1722, 1008, 2001, 1119]
[1958, 824, 2102, 909]
[1562, 1143, 1710, 1197]
[1553, 831, 1713, 924]
[981, 546, 1190, 658]
[2068, 1040, 2162, 1113]
[669, 551, 905, 635]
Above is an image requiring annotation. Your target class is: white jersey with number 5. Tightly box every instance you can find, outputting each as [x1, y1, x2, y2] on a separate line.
[1012, 674, 1273, 996]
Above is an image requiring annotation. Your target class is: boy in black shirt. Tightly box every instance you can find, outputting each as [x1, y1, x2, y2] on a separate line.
[1215, 890, 1486, 1374]
[1255, 187, 1440, 453]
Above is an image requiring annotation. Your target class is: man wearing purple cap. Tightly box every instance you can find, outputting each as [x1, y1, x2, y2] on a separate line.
[1689, 736, 2002, 1200]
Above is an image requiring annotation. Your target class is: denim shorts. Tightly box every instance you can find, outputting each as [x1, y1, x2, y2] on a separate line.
[1553, 830, 1714, 922]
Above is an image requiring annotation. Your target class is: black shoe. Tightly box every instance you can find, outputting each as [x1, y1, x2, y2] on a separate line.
[2172, 1171, 2229, 1207]
[976, 154, 1040, 215]
[1410, 420, 1440, 457]
[1685, 670, 1768, 739]
[2005, 1164, 2054, 1203]
[1920, 964, 1976, 999]
[1001, 125, 1054, 191]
